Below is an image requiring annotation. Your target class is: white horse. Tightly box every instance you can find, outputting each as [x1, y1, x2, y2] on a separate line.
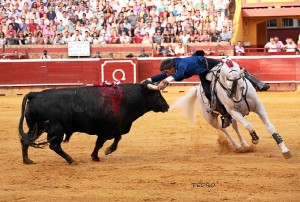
[171, 58, 292, 159]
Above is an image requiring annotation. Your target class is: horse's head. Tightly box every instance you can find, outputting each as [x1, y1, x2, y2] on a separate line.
[219, 59, 244, 100]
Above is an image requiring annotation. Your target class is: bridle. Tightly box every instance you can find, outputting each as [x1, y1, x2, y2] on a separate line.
[210, 61, 250, 112]
[218, 68, 243, 101]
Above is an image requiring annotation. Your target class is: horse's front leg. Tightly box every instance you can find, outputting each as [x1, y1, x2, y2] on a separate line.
[229, 110, 259, 144]
[254, 101, 292, 159]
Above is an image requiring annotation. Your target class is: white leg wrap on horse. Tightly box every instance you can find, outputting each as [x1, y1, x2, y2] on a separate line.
[279, 142, 289, 153]
[279, 142, 293, 159]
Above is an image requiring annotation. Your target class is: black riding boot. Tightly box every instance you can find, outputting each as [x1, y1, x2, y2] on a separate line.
[200, 73, 232, 128]
[244, 71, 270, 91]
[218, 103, 232, 128]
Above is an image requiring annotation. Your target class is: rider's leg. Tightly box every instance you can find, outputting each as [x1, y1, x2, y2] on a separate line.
[244, 70, 270, 91]
[200, 74, 232, 128]
[219, 104, 232, 128]
[199, 73, 211, 100]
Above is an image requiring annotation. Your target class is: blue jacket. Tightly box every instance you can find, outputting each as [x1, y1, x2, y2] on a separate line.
[151, 56, 208, 82]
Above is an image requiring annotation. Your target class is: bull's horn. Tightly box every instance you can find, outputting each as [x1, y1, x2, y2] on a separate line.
[147, 83, 159, 90]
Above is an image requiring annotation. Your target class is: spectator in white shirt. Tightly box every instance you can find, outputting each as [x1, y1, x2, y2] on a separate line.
[264, 37, 278, 52]
[119, 31, 131, 44]
[235, 41, 245, 55]
[284, 38, 297, 52]
[174, 42, 186, 55]
[82, 31, 93, 43]
[179, 30, 191, 43]
[71, 29, 82, 41]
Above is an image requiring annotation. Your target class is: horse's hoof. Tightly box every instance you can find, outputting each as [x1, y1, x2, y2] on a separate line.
[252, 140, 259, 144]
[283, 151, 292, 159]
[237, 145, 256, 153]
[105, 147, 112, 155]
[235, 147, 245, 153]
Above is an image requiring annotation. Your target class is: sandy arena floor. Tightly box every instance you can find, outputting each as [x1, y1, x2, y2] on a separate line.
[0, 87, 299, 202]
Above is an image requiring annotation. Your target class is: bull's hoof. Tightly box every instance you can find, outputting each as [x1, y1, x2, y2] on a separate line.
[283, 151, 293, 159]
[252, 139, 259, 144]
[67, 160, 75, 165]
[91, 155, 100, 161]
[105, 147, 112, 155]
[23, 159, 34, 164]
[68, 161, 77, 165]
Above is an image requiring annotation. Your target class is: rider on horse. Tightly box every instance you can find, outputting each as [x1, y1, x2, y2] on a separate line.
[144, 50, 270, 128]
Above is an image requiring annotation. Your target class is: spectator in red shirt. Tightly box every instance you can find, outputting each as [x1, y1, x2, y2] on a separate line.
[133, 30, 143, 44]
[6, 24, 17, 36]
[28, 19, 38, 33]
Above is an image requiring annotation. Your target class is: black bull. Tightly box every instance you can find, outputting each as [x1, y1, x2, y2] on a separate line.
[18, 82, 169, 164]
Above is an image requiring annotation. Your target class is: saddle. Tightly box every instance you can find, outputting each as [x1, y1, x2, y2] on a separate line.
[204, 66, 232, 128]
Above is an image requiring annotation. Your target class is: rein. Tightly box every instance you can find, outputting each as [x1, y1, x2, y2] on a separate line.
[217, 74, 243, 102]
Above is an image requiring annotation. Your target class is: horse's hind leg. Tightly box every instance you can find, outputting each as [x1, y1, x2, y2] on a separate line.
[218, 127, 242, 150]
[205, 114, 242, 150]
[198, 93, 241, 150]
[255, 102, 292, 159]
[231, 119, 249, 147]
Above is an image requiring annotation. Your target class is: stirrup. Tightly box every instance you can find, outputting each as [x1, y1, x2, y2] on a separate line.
[206, 96, 217, 113]
[221, 115, 232, 128]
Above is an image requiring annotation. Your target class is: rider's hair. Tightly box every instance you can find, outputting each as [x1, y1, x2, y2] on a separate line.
[160, 58, 175, 71]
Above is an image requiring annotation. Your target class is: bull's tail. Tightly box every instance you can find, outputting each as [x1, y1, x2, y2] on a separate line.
[18, 92, 38, 140]
[170, 87, 198, 123]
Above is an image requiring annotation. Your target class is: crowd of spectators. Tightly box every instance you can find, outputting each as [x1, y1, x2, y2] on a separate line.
[0, 0, 233, 46]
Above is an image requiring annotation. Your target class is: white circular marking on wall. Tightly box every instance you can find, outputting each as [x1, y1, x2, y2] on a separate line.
[112, 69, 126, 81]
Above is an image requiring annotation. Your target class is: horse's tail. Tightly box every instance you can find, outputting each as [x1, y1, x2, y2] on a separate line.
[170, 87, 198, 123]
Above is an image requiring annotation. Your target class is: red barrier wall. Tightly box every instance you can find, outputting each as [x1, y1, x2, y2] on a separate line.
[0, 56, 299, 87]
[138, 56, 300, 82]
